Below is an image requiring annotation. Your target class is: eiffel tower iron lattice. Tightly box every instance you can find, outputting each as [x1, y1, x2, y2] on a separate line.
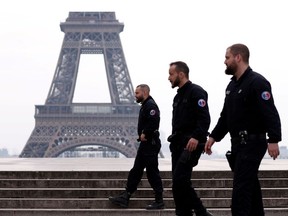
[20, 12, 163, 158]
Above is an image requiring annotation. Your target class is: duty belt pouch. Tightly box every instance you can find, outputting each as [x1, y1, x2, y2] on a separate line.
[225, 150, 235, 171]
[167, 133, 182, 152]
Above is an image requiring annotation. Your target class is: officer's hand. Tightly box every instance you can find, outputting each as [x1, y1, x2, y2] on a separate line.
[268, 143, 280, 160]
[140, 133, 147, 142]
[205, 137, 215, 155]
[186, 138, 199, 152]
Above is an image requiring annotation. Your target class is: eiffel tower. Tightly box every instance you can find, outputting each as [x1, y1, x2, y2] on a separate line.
[20, 11, 155, 158]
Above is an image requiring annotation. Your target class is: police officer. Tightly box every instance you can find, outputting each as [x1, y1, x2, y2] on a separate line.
[168, 61, 212, 216]
[205, 43, 281, 216]
[109, 84, 164, 209]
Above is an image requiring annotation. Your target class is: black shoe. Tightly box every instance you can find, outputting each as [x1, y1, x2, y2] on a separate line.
[146, 201, 165, 210]
[109, 191, 131, 208]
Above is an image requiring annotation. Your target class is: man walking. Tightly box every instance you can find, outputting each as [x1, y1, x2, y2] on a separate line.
[109, 84, 164, 210]
[168, 61, 213, 216]
[205, 43, 281, 216]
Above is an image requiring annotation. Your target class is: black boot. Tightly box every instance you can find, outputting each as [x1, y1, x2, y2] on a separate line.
[109, 191, 131, 208]
[146, 193, 165, 210]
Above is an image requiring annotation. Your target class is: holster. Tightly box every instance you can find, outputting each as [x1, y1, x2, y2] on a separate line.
[179, 143, 205, 167]
[151, 130, 161, 146]
[225, 150, 235, 171]
[168, 132, 205, 166]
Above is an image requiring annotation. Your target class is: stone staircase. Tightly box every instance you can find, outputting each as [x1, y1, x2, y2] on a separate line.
[0, 169, 287, 216]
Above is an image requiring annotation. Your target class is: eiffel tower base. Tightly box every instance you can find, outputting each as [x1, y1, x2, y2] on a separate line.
[20, 104, 140, 158]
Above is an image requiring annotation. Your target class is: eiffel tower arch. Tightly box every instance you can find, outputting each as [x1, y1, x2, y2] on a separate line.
[20, 12, 163, 158]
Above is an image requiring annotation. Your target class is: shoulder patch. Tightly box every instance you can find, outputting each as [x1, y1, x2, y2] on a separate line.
[198, 99, 206, 107]
[150, 109, 156, 115]
[261, 91, 271, 100]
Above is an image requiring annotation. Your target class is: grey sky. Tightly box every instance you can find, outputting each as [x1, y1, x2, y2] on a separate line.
[0, 0, 287, 156]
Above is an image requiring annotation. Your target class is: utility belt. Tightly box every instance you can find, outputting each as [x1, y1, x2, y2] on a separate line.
[231, 130, 266, 145]
[227, 131, 266, 171]
[167, 131, 201, 142]
[137, 130, 160, 145]
[168, 131, 206, 154]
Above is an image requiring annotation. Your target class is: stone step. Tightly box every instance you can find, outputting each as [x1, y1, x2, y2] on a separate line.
[0, 187, 287, 198]
[0, 208, 287, 216]
[0, 178, 287, 188]
[0, 162, 287, 216]
[0, 171, 225, 179]
[0, 197, 287, 209]
[1, 170, 287, 179]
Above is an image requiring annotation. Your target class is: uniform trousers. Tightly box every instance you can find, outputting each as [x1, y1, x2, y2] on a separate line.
[171, 147, 205, 216]
[126, 142, 163, 195]
[231, 138, 267, 216]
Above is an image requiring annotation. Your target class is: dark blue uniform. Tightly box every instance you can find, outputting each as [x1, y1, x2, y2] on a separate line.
[169, 81, 210, 216]
[210, 67, 281, 216]
[126, 96, 163, 196]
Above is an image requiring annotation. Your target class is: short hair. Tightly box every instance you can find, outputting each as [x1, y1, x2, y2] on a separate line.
[169, 61, 189, 78]
[136, 84, 150, 93]
[228, 43, 250, 63]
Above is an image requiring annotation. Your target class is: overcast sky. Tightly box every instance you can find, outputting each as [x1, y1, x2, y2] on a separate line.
[0, 0, 287, 156]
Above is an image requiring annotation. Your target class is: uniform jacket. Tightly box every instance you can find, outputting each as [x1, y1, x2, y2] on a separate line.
[210, 67, 281, 143]
[138, 96, 160, 141]
[172, 81, 210, 143]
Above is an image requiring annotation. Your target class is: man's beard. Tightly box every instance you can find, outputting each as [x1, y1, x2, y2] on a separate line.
[225, 63, 237, 75]
[136, 96, 144, 103]
[171, 77, 180, 88]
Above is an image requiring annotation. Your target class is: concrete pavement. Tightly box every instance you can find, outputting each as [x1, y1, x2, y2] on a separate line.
[0, 158, 286, 171]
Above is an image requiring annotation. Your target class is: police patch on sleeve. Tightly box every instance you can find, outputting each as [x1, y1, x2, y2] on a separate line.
[198, 99, 206, 107]
[150, 109, 156, 116]
[261, 91, 271, 100]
